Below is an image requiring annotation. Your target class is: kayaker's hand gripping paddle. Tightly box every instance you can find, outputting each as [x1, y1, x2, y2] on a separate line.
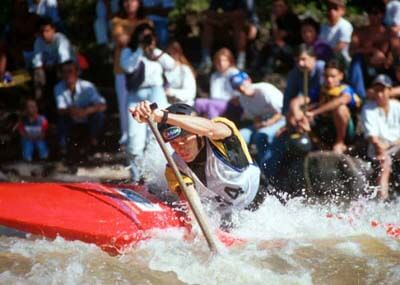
[147, 103, 219, 253]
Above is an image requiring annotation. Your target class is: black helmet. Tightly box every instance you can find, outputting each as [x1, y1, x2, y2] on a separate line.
[158, 103, 197, 142]
[286, 132, 313, 156]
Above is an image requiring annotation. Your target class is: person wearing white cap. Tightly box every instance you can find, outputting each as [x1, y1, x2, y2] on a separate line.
[361, 74, 400, 200]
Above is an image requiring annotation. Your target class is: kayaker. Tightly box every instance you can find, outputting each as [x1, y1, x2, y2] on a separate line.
[130, 101, 263, 227]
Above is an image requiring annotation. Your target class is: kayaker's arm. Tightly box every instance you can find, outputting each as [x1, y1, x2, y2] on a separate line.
[131, 100, 232, 140]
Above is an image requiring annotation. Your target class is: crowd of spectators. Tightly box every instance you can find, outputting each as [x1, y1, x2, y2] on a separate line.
[1, 0, 400, 200]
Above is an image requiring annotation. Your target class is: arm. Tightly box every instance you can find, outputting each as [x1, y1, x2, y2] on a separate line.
[57, 36, 73, 64]
[308, 93, 351, 117]
[120, 47, 143, 73]
[131, 101, 232, 140]
[369, 135, 389, 156]
[154, 48, 176, 71]
[390, 86, 400, 98]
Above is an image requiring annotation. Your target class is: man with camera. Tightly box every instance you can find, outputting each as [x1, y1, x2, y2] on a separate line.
[120, 22, 176, 182]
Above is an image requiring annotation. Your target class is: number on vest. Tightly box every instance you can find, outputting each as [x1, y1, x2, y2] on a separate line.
[224, 187, 244, 200]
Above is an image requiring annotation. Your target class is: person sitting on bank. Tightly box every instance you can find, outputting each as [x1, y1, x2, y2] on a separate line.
[54, 60, 107, 155]
[17, 98, 49, 162]
[32, 16, 74, 101]
[229, 71, 285, 163]
[290, 58, 361, 153]
[361, 74, 400, 201]
[130, 101, 262, 226]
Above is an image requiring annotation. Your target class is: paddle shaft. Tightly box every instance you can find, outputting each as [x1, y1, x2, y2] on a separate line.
[146, 113, 219, 253]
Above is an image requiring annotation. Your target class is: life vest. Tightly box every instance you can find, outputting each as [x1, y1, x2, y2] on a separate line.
[172, 140, 260, 214]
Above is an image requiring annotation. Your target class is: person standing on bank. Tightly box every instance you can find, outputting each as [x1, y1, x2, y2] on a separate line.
[120, 22, 175, 182]
[130, 101, 262, 225]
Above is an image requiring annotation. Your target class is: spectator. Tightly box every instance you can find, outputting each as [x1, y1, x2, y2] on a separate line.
[54, 60, 107, 155]
[17, 98, 49, 162]
[305, 59, 361, 153]
[111, 0, 150, 146]
[284, 45, 325, 118]
[164, 41, 197, 106]
[195, 48, 239, 119]
[319, 0, 353, 64]
[120, 22, 175, 181]
[32, 17, 75, 101]
[361, 74, 400, 200]
[230, 71, 285, 163]
[198, 0, 259, 73]
[27, 0, 61, 29]
[260, 0, 301, 74]
[349, 1, 389, 99]
[300, 17, 333, 62]
[384, 0, 400, 36]
[142, 0, 175, 48]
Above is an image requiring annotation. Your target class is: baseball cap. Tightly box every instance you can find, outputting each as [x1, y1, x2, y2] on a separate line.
[230, 71, 250, 90]
[372, 74, 393, 88]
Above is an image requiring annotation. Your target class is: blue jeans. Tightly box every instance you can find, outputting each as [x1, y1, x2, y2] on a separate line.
[57, 112, 105, 149]
[127, 86, 168, 181]
[240, 117, 286, 163]
[148, 16, 169, 48]
[21, 138, 49, 161]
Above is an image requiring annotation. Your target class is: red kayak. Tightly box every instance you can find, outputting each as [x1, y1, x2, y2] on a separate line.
[0, 182, 189, 254]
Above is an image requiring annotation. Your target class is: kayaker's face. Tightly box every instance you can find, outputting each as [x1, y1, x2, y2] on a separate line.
[297, 53, 316, 72]
[324, 67, 343, 89]
[170, 134, 201, 162]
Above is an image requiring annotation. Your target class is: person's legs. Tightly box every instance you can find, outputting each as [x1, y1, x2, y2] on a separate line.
[199, 11, 215, 73]
[21, 138, 34, 162]
[332, 105, 351, 153]
[87, 111, 105, 145]
[115, 73, 129, 144]
[151, 17, 169, 49]
[35, 139, 49, 160]
[239, 127, 254, 145]
[376, 154, 391, 200]
[149, 86, 169, 109]
[255, 117, 286, 162]
[127, 88, 152, 181]
[57, 115, 73, 152]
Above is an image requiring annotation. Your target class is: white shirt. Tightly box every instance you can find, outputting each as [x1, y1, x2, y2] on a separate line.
[27, 0, 60, 23]
[120, 47, 175, 89]
[54, 79, 106, 122]
[210, 67, 239, 101]
[320, 18, 353, 62]
[164, 64, 196, 106]
[361, 99, 400, 157]
[239, 82, 283, 119]
[385, 0, 400, 26]
[32, 33, 74, 68]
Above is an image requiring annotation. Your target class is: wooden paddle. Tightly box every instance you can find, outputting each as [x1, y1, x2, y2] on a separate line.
[146, 103, 219, 253]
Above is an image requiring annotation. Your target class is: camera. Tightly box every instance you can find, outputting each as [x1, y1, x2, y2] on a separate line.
[141, 34, 154, 47]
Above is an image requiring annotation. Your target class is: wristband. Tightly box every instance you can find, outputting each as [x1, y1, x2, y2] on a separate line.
[161, 111, 169, 124]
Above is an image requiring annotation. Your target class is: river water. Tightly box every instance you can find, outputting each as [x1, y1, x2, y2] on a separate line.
[0, 196, 399, 285]
[1, 140, 400, 284]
